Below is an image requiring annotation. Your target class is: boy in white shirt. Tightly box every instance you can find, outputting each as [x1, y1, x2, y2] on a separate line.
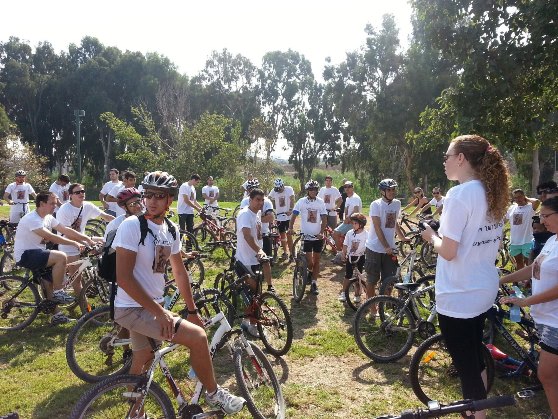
[268, 178, 295, 260]
[201, 176, 220, 215]
[339, 213, 368, 302]
[506, 188, 540, 270]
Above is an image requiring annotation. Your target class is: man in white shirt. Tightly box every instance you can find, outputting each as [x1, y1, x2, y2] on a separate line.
[332, 181, 362, 264]
[202, 176, 220, 215]
[268, 178, 295, 260]
[14, 191, 95, 324]
[48, 174, 70, 212]
[506, 188, 540, 270]
[112, 171, 245, 415]
[4, 170, 37, 223]
[419, 186, 445, 217]
[364, 179, 408, 305]
[99, 168, 122, 217]
[318, 175, 342, 229]
[105, 170, 137, 217]
[288, 180, 327, 295]
[178, 174, 202, 233]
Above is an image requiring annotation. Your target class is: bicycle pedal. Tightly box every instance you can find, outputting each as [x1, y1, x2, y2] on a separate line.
[516, 389, 536, 399]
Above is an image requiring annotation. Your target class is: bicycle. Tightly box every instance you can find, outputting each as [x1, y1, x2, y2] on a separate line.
[375, 395, 515, 418]
[343, 257, 367, 311]
[0, 246, 101, 330]
[215, 257, 293, 357]
[353, 278, 437, 362]
[193, 205, 237, 258]
[291, 232, 311, 303]
[69, 289, 286, 419]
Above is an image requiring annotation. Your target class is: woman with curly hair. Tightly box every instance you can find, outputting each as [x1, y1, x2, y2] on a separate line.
[421, 135, 510, 417]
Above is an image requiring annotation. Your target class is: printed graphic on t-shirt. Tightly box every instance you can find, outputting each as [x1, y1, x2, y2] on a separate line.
[72, 217, 82, 231]
[63, 191, 69, 201]
[209, 190, 214, 197]
[190, 191, 194, 200]
[279, 196, 285, 207]
[153, 245, 171, 274]
[324, 194, 331, 204]
[256, 220, 262, 240]
[307, 209, 317, 223]
[350, 240, 360, 253]
[513, 213, 523, 226]
[532, 254, 545, 280]
[17, 191, 24, 200]
[385, 212, 396, 229]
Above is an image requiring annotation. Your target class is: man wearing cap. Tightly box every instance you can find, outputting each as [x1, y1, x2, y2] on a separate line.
[332, 181, 362, 264]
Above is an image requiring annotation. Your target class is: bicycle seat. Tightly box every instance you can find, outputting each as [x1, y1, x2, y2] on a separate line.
[394, 282, 422, 292]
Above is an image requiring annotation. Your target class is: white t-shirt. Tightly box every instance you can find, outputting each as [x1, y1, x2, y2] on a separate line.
[235, 206, 262, 266]
[241, 180, 250, 198]
[14, 211, 59, 262]
[108, 184, 127, 217]
[428, 196, 445, 209]
[293, 197, 327, 237]
[530, 235, 558, 328]
[240, 197, 249, 209]
[366, 198, 401, 252]
[101, 180, 122, 215]
[344, 193, 363, 218]
[113, 216, 180, 307]
[268, 186, 295, 222]
[178, 182, 196, 215]
[49, 182, 70, 205]
[5, 182, 36, 222]
[104, 214, 126, 241]
[435, 180, 502, 319]
[506, 202, 536, 245]
[318, 186, 342, 215]
[344, 229, 368, 257]
[202, 185, 219, 207]
[56, 201, 102, 256]
[261, 197, 274, 235]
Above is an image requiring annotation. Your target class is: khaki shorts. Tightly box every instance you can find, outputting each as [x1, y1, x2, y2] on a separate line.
[114, 307, 171, 351]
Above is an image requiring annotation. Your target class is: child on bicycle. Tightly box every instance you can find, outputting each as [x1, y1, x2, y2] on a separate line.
[338, 213, 368, 302]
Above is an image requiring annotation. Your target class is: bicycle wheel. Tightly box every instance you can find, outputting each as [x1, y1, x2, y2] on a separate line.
[256, 292, 293, 357]
[0, 275, 40, 331]
[78, 271, 111, 314]
[223, 217, 236, 233]
[353, 295, 415, 362]
[398, 232, 418, 257]
[420, 241, 437, 268]
[66, 305, 132, 383]
[409, 333, 495, 405]
[69, 373, 175, 419]
[185, 257, 205, 288]
[0, 250, 29, 277]
[221, 231, 237, 259]
[180, 229, 201, 252]
[292, 254, 307, 303]
[378, 275, 405, 299]
[234, 341, 286, 419]
[345, 275, 367, 311]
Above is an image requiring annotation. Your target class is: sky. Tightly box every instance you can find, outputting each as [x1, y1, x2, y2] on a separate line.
[1, 0, 414, 158]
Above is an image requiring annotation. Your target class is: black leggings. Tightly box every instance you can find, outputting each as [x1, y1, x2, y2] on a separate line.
[438, 312, 487, 400]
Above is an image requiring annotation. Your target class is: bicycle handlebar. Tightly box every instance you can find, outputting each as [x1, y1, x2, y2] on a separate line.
[375, 395, 516, 419]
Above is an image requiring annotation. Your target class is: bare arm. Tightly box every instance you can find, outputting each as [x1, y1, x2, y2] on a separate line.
[105, 194, 118, 203]
[100, 212, 115, 222]
[261, 210, 274, 224]
[183, 194, 202, 212]
[32, 227, 88, 249]
[55, 224, 96, 246]
[169, 252, 201, 327]
[421, 225, 459, 261]
[528, 197, 541, 212]
[3, 192, 11, 204]
[242, 227, 265, 256]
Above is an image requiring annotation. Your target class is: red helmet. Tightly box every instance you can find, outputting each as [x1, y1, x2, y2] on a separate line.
[117, 187, 141, 206]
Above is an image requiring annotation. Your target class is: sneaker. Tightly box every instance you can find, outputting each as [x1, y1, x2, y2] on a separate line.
[306, 271, 313, 285]
[206, 386, 246, 414]
[338, 292, 346, 302]
[310, 282, 319, 295]
[51, 289, 75, 304]
[50, 313, 74, 326]
[241, 320, 260, 337]
[267, 285, 277, 293]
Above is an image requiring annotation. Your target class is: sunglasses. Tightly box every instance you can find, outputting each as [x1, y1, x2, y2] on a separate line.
[433, 192, 440, 195]
[144, 192, 168, 200]
[126, 200, 143, 207]
[72, 190, 85, 195]
[443, 153, 458, 162]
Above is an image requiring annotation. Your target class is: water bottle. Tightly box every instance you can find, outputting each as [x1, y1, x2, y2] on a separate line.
[509, 289, 521, 323]
[163, 295, 171, 309]
[188, 366, 197, 380]
[403, 271, 411, 284]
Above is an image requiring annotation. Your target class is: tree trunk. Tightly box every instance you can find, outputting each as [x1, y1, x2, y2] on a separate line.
[404, 148, 414, 193]
[531, 148, 539, 196]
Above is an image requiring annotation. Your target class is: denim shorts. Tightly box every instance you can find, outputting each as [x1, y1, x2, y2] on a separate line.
[18, 249, 50, 271]
[536, 323, 558, 356]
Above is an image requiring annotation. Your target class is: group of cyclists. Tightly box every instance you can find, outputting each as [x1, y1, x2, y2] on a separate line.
[3, 160, 558, 418]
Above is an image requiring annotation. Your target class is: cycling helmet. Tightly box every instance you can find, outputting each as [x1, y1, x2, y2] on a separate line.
[117, 187, 141, 206]
[246, 178, 260, 190]
[349, 213, 367, 227]
[378, 178, 398, 190]
[305, 179, 320, 190]
[15, 170, 26, 177]
[142, 171, 178, 194]
[273, 178, 284, 190]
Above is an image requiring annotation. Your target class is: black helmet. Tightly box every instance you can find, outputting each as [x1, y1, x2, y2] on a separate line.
[142, 171, 178, 194]
[378, 179, 398, 190]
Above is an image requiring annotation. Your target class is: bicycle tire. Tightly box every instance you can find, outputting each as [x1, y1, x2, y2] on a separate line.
[256, 291, 293, 356]
[222, 231, 237, 259]
[0, 275, 40, 331]
[69, 373, 175, 419]
[180, 229, 201, 252]
[345, 275, 367, 311]
[0, 251, 29, 277]
[292, 254, 307, 303]
[66, 305, 132, 383]
[409, 333, 495, 405]
[233, 341, 286, 419]
[185, 257, 205, 289]
[353, 295, 415, 362]
[419, 240, 437, 268]
[78, 271, 111, 314]
[223, 217, 236, 233]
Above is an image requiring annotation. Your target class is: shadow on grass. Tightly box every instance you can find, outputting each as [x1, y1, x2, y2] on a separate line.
[32, 381, 91, 419]
[289, 291, 318, 341]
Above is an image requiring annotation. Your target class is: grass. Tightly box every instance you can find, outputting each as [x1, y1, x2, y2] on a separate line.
[0, 201, 551, 418]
